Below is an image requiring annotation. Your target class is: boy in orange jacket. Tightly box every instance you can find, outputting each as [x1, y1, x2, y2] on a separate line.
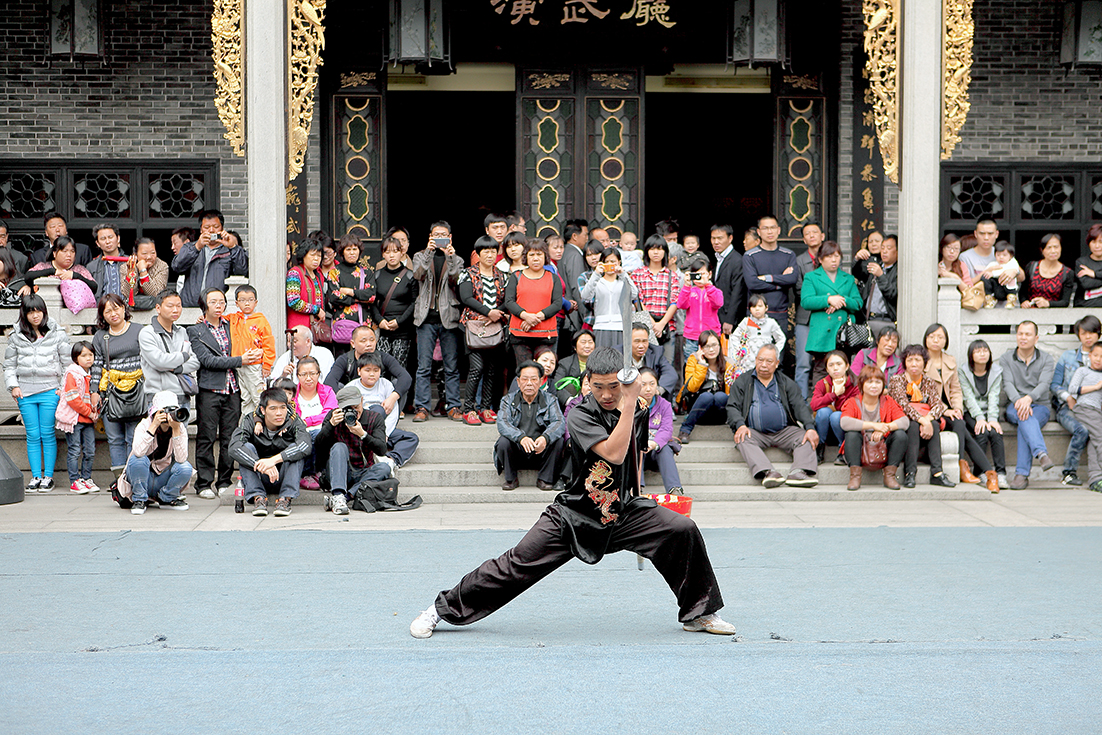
[226, 284, 276, 417]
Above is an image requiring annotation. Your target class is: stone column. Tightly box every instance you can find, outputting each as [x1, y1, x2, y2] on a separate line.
[245, 0, 288, 340]
[897, 0, 943, 344]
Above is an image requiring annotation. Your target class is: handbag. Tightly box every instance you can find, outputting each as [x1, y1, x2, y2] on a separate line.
[961, 281, 985, 311]
[465, 317, 504, 349]
[331, 268, 370, 343]
[861, 434, 888, 470]
[102, 332, 145, 423]
[310, 314, 332, 344]
[836, 316, 873, 353]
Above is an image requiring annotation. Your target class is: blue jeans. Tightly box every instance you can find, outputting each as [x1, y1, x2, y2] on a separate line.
[795, 323, 811, 399]
[415, 322, 461, 411]
[1055, 403, 1089, 474]
[814, 407, 845, 447]
[18, 390, 60, 479]
[680, 391, 727, 435]
[125, 456, 192, 503]
[684, 340, 699, 359]
[1005, 403, 1051, 477]
[103, 417, 138, 470]
[65, 423, 96, 482]
[240, 458, 303, 501]
[326, 441, 392, 498]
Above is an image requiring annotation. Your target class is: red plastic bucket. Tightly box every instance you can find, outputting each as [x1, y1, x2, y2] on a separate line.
[644, 493, 693, 518]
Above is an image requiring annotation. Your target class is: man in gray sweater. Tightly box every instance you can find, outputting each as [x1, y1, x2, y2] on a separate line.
[999, 320, 1056, 489]
[138, 289, 200, 414]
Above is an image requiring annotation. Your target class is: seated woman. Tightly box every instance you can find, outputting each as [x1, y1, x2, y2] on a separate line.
[888, 344, 956, 488]
[850, 326, 903, 381]
[809, 350, 859, 465]
[959, 339, 1006, 492]
[639, 367, 682, 494]
[24, 235, 97, 314]
[293, 356, 337, 490]
[839, 365, 909, 490]
[511, 346, 559, 395]
[676, 330, 731, 444]
[551, 330, 595, 408]
[581, 247, 638, 350]
[1021, 233, 1074, 309]
[937, 233, 972, 291]
[923, 323, 997, 493]
[1075, 224, 1102, 308]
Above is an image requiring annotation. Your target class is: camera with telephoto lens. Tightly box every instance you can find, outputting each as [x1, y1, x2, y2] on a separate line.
[161, 405, 189, 423]
[343, 409, 359, 427]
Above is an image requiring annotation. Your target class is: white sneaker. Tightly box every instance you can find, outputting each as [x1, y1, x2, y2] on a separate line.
[216, 486, 232, 497]
[70, 481, 92, 494]
[376, 455, 397, 477]
[25, 478, 41, 493]
[83, 479, 101, 493]
[997, 473, 1009, 490]
[331, 493, 349, 515]
[39, 478, 54, 493]
[198, 488, 217, 500]
[682, 613, 737, 635]
[410, 607, 441, 639]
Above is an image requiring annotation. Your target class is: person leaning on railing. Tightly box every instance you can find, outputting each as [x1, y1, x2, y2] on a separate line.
[1020, 233, 1073, 309]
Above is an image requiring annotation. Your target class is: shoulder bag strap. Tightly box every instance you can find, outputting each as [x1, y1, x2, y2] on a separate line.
[380, 268, 408, 318]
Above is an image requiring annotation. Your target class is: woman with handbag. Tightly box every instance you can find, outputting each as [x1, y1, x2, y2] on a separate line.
[91, 294, 145, 477]
[372, 235, 419, 370]
[458, 236, 508, 426]
[4, 294, 70, 492]
[23, 236, 98, 314]
[887, 344, 956, 489]
[800, 241, 863, 385]
[286, 238, 328, 338]
[924, 323, 998, 493]
[326, 234, 375, 344]
[839, 365, 910, 490]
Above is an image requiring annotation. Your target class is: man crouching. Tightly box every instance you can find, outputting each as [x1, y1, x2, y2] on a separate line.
[228, 388, 312, 517]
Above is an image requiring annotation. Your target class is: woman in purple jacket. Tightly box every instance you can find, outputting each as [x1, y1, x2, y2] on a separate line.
[639, 367, 683, 493]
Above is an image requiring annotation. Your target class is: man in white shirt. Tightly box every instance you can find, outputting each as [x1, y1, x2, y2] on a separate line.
[959, 217, 1021, 289]
[272, 326, 335, 384]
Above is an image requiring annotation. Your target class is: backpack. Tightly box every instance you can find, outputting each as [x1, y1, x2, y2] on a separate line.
[349, 477, 423, 512]
[110, 478, 133, 509]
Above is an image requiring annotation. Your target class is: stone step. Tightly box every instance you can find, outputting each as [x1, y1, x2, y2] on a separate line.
[414, 440, 842, 465]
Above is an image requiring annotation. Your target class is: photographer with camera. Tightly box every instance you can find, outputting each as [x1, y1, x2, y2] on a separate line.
[411, 221, 464, 422]
[170, 209, 249, 309]
[229, 388, 312, 517]
[675, 254, 724, 360]
[315, 383, 391, 515]
[118, 391, 193, 515]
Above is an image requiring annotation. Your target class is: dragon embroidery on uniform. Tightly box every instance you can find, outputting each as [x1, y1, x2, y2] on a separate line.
[585, 460, 619, 525]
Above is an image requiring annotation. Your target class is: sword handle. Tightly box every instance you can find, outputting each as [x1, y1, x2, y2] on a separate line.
[618, 367, 639, 384]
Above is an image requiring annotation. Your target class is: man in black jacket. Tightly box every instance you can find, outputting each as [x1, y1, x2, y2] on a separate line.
[187, 287, 264, 499]
[727, 344, 819, 488]
[315, 384, 391, 515]
[861, 234, 898, 337]
[324, 324, 410, 407]
[229, 388, 312, 517]
[710, 224, 746, 336]
[31, 212, 93, 267]
[615, 324, 677, 398]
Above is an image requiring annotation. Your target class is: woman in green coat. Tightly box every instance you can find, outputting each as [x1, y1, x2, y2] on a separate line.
[800, 240, 864, 386]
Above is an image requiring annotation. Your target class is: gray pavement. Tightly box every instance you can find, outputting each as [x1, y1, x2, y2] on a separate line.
[4, 492, 1102, 733]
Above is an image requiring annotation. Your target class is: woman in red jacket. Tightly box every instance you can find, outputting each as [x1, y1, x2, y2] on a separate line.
[839, 365, 910, 490]
[809, 350, 859, 465]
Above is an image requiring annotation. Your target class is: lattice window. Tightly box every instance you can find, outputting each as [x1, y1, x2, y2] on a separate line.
[1092, 176, 1102, 220]
[948, 175, 1005, 219]
[148, 173, 205, 218]
[1020, 175, 1074, 220]
[0, 173, 57, 218]
[74, 173, 131, 219]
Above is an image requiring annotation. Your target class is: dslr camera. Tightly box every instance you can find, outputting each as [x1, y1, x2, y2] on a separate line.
[160, 405, 190, 423]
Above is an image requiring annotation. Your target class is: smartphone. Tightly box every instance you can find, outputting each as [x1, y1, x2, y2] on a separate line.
[433, 237, 450, 248]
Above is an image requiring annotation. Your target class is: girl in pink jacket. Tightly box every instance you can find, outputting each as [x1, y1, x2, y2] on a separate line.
[676, 255, 724, 357]
[56, 342, 99, 494]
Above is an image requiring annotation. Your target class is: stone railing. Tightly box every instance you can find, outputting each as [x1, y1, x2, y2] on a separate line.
[937, 277, 1086, 362]
[0, 277, 251, 422]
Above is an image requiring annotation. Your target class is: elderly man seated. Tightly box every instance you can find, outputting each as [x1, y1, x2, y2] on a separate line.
[615, 323, 678, 398]
[272, 325, 335, 384]
[495, 360, 565, 491]
[727, 344, 819, 487]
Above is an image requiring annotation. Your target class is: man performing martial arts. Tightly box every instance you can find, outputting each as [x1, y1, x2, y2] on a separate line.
[410, 346, 735, 638]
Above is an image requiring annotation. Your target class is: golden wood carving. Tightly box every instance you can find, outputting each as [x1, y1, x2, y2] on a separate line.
[592, 73, 631, 90]
[942, 0, 974, 160]
[211, 0, 244, 157]
[529, 73, 570, 90]
[862, 0, 899, 184]
[340, 71, 377, 88]
[288, 0, 327, 183]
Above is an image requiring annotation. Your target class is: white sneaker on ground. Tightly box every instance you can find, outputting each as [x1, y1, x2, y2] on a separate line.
[39, 478, 54, 493]
[198, 488, 217, 500]
[376, 455, 397, 476]
[682, 613, 737, 635]
[83, 479, 101, 493]
[997, 473, 1008, 490]
[70, 481, 91, 494]
[410, 607, 441, 639]
[25, 478, 41, 493]
[331, 493, 349, 515]
[216, 486, 232, 497]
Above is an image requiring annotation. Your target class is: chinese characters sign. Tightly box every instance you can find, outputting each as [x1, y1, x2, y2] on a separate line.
[490, 0, 675, 27]
[851, 57, 884, 254]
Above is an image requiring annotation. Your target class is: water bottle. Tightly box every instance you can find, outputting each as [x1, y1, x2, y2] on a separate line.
[234, 484, 244, 513]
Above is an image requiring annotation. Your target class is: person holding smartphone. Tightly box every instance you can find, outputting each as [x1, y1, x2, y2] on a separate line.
[314, 383, 390, 516]
[171, 208, 249, 309]
[411, 221, 464, 422]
